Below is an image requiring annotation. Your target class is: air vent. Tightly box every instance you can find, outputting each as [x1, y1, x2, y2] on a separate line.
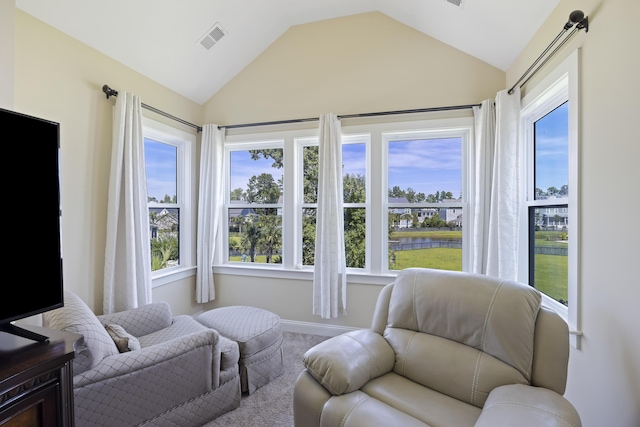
[198, 23, 227, 50]
[447, 0, 464, 6]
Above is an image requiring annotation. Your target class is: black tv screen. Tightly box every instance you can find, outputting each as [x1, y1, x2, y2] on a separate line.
[0, 108, 63, 341]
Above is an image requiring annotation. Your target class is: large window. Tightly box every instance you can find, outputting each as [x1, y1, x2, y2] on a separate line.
[221, 118, 472, 278]
[143, 118, 195, 282]
[520, 50, 580, 347]
[227, 143, 283, 264]
[385, 132, 466, 272]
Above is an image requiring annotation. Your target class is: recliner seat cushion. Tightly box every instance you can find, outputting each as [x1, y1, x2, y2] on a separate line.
[361, 372, 481, 427]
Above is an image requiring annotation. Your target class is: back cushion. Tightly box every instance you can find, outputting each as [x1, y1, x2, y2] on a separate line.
[386, 268, 541, 407]
[43, 291, 118, 375]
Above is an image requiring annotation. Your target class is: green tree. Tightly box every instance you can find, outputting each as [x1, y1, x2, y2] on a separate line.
[389, 186, 405, 199]
[241, 221, 261, 262]
[230, 188, 245, 201]
[257, 213, 281, 263]
[246, 173, 281, 204]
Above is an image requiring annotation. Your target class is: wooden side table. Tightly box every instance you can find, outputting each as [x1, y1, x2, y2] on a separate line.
[0, 325, 82, 427]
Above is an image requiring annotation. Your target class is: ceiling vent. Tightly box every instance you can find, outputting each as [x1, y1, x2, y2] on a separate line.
[446, 0, 464, 6]
[198, 23, 227, 50]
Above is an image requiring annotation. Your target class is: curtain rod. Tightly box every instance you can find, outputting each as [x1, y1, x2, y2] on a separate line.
[218, 104, 481, 130]
[508, 10, 588, 95]
[102, 85, 203, 132]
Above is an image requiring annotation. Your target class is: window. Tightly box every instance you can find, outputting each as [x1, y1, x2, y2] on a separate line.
[384, 131, 467, 272]
[227, 142, 283, 264]
[299, 135, 368, 269]
[520, 50, 580, 347]
[221, 117, 472, 279]
[143, 118, 195, 283]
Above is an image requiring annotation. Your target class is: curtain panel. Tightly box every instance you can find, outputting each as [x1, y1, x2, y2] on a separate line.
[313, 113, 347, 319]
[196, 124, 225, 303]
[472, 88, 521, 280]
[104, 92, 152, 314]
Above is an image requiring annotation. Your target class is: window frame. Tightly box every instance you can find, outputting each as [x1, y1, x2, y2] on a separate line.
[382, 127, 471, 274]
[519, 50, 581, 348]
[143, 117, 196, 286]
[224, 139, 286, 268]
[218, 117, 473, 284]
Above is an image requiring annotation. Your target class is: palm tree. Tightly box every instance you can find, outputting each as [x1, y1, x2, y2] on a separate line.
[257, 214, 281, 263]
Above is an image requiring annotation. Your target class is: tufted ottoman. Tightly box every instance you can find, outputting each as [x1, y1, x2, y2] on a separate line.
[196, 306, 284, 394]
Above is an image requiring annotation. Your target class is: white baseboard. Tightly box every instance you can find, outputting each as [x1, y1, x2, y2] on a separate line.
[280, 319, 361, 337]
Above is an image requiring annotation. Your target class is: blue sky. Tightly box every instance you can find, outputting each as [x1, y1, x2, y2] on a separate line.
[228, 140, 462, 199]
[387, 138, 461, 198]
[535, 101, 569, 192]
[144, 139, 177, 201]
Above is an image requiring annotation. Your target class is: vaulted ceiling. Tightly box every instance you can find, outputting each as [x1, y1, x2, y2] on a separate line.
[16, 0, 560, 105]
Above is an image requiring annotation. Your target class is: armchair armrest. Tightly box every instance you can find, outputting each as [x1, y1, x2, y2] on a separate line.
[74, 329, 220, 388]
[303, 329, 395, 395]
[475, 384, 582, 427]
[97, 302, 173, 337]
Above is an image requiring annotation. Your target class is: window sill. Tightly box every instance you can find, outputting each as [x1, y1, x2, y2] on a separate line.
[213, 264, 395, 286]
[151, 265, 196, 288]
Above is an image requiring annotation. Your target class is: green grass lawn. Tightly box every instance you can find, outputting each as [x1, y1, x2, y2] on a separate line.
[390, 248, 462, 271]
[533, 253, 568, 304]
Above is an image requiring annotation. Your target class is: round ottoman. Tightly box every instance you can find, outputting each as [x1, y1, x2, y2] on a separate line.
[196, 306, 284, 394]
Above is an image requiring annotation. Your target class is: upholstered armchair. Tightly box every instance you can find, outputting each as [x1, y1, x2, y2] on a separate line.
[294, 268, 582, 427]
[43, 291, 241, 427]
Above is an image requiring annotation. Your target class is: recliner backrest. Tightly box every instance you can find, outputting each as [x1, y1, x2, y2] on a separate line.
[378, 268, 545, 407]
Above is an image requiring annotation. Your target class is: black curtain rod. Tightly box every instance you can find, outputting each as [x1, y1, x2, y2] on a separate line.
[218, 104, 481, 130]
[508, 10, 588, 95]
[102, 85, 203, 132]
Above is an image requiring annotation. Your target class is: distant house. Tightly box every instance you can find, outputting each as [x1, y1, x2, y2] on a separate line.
[228, 200, 258, 232]
[149, 207, 179, 239]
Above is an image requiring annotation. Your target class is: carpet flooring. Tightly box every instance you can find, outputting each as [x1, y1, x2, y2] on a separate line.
[202, 331, 328, 427]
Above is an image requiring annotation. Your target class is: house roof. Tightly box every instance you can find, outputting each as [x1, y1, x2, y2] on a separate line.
[15, 0, 560, 105]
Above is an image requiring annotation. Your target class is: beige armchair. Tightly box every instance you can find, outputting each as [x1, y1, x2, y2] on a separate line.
[294, 268, 582, 427]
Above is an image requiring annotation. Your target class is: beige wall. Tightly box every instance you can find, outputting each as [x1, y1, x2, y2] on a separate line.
[204, 12, 504, 126]
[508, 1, 640, 426]
[13, 10, 203, 314]
[0, 0, 15, 109]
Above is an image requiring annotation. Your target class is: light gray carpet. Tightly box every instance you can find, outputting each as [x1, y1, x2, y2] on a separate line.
[202, 331, 328, 427]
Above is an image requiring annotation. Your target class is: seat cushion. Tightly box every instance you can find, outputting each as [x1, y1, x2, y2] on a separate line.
[361, 372, 481, 427]
[321, 390, 431, 427]
[43, 291, 118, 375]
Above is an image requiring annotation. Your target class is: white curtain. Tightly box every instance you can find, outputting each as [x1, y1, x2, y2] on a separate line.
[104, 92, 152, 314]
[196, 124, 225, 303]
[313, 113, 347, 319]
[472, 87, 521, 279]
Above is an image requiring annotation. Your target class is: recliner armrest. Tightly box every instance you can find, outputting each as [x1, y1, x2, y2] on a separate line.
[475, 384, 582, 427]
[303, 329, 394, 395]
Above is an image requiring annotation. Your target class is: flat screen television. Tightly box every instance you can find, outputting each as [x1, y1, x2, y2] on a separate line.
[0, 107, 63, 343]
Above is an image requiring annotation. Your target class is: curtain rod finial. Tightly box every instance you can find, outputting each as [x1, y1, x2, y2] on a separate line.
[102, 84, 118, 99]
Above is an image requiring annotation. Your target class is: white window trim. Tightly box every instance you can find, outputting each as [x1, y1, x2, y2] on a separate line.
[143, 117, 196, 287]
[519, 49, 581, 348]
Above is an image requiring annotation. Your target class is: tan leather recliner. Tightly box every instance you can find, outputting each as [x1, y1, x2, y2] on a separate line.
[293, 268, 582, 427]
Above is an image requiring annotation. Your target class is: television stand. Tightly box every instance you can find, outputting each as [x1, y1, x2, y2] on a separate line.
[0, 322, 50, 343]
[0, 325, 82, 427]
